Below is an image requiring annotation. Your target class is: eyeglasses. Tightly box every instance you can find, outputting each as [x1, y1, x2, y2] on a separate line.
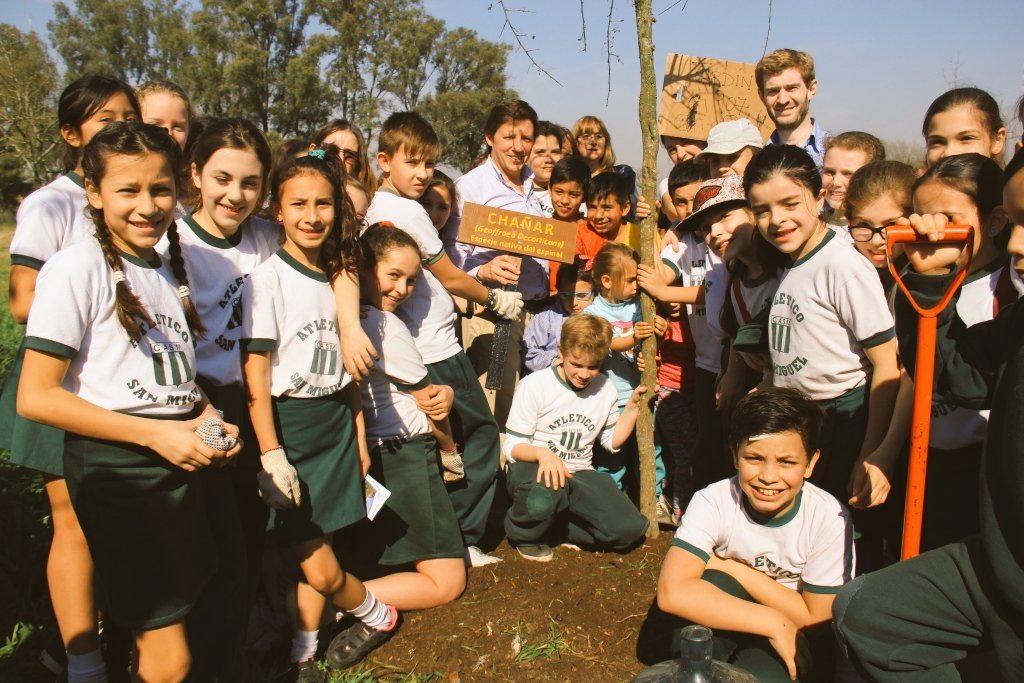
[558, 290, 595, 300]
[577, 133, 606, 143]
[848, 224, 888, 242]
[340, 148, 359, 161]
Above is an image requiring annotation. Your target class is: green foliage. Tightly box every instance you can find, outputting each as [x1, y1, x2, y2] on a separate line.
[48, 0, 191, 85]
[506, 619, 573, 663]
[0, 23, 61, 205]
[39, 0, 513, 171]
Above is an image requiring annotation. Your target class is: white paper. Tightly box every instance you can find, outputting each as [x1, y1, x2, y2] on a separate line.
[364, 474, 391, 521]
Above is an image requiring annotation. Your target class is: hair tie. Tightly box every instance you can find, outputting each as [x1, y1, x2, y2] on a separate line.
[112, 270, 127, 285]
[178, 285, 191, 299]
[308, 148, 326, 160]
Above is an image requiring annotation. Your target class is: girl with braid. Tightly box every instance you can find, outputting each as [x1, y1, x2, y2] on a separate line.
[156, 117, 281, 678]
[0, 74, 138, 682]
[17, 122, 242, 681]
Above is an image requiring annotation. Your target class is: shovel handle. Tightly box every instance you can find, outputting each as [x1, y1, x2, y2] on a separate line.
[886, 224, 974, 318]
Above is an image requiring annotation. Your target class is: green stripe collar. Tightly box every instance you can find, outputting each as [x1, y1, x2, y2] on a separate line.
[277, 248, 328, 282]
[183, 213, 243, 249]
[64, 171, 85, 188]
[551, 364, 585, 393]
[741, 486, 803, 527]
[119, 250, 161, 269]
[789, 228, 834, 268]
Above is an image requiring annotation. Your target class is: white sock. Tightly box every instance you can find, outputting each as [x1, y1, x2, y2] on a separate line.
[350, 590, 393, 631]
[289, 629, 319, 663]
[66, 649, 107, 683]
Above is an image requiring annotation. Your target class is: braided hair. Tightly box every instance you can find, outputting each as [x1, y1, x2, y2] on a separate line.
[270, 144, 362, 283]
[82, 121, 205, 342]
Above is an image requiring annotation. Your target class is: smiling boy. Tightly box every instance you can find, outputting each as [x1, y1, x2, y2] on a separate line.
[503, 314, 649, 562]
[656, 388, 854, 682]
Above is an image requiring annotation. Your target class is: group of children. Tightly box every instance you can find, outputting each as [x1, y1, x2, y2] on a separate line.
[4, 47, 1024, 682]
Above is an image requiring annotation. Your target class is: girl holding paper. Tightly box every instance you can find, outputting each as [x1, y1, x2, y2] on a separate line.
[343, 222, 468, 610]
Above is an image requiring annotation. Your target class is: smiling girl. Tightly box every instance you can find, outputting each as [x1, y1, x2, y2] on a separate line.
[923, 88, 1006, 169]
[743, 145, 899, 512]
[242, 149, 398, 679]
[2, 74, 138, 680]
[342, 223, 467, 610]
[18, 122, 240, 681]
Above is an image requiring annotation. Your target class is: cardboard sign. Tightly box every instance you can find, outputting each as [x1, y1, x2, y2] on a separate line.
[658, 53, 773, 142]
[456, 202, 577, 264]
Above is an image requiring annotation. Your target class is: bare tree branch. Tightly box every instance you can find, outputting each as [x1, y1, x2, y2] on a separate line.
[578, 0, 587, 52]
[761, 0, 773, 59]
[493, 0, 562, 86]
[604, 0, 622, 105]
[658, 0, 689, 16]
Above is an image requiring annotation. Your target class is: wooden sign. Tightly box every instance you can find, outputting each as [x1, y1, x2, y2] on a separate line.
[456, 202, 577, 264]
[659, 53, 773, 142]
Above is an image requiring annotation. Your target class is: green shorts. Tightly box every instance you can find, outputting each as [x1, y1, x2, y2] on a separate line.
[63, 432, 216, 630]
[271, 392, 365, 543]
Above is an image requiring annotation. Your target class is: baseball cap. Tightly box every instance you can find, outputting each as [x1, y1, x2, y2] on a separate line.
[680, 174, 748, 231]
[698, 119, 764, 157]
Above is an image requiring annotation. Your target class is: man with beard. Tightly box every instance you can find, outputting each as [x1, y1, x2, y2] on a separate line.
[756, 49, 829, 168]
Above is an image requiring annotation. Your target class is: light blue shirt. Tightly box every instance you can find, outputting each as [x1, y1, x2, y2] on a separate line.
[583, 295, 642, 407]
[768, 117, 829, 168]
[445, 157, 550, 301]
[522, 303, 569, 373]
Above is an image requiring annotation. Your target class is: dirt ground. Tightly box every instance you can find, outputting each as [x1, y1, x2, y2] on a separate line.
[322, 533, 676, 682]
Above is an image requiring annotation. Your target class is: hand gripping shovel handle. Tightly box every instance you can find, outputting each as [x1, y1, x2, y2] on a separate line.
[885, 224, 974, 559]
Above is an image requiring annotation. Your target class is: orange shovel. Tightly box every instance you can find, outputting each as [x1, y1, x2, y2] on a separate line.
[886, 223, 974, 559]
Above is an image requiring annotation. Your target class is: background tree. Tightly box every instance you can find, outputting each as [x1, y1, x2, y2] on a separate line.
[418, 27, 515, 170]
[0, 24, 60, 212]
[48, 0, 189, 84]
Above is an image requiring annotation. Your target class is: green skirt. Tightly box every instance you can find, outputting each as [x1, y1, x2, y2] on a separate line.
[364, 435, 465, 566]
[0, 339, 65, 476]
[271, 392, 364, 543]
[63, 433, 217, 631]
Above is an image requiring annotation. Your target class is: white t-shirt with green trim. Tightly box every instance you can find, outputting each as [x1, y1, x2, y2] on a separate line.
[730, 271, 779, 327]
[25, 239, 201, 416]
[365, 190, 461, 364]
[673, 477, 855, 593]
[241, 249, 352, 398]
[358, 306, 432, 444]
[930, 261, 1019, 449]
[767, 230, 895, 400]
[503, 365, 620, 474]
[661, 233, 727, 373]
[10, 172, 94, 270]
[157, 215, 281, 386]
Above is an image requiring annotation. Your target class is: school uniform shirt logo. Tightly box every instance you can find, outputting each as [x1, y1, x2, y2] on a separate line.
[770, 315, 792, 354]
[310, 340, 338, 375]
[226, 297, 243, 330]
[151, 341, 194, 386]
[547, 413, 598, 461]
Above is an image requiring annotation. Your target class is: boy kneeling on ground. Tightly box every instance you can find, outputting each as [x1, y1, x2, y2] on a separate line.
[656, 388, 854, 682]
[504, 313, 649, 562]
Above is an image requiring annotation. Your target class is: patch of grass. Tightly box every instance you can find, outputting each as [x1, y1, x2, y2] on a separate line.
[325, 663, 445, 682]
[506, 619, 573, 663]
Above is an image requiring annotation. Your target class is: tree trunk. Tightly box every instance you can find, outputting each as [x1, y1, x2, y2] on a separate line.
[633, 0, 660, 538]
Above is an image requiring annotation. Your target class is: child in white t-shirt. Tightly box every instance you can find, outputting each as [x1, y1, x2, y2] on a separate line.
[656, 387, 854, 682]
[504, 314, 649, 562]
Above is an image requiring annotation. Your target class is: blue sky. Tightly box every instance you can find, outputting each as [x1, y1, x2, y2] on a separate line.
[6, 0, 1023, 173]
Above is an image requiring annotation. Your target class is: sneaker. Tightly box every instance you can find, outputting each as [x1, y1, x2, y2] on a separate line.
[287, 658, 326, 683]
[466, 545, 502, 567]
[656, 495, 680, 527]
[325, 606, 399, 669]
[515, 544, 554, 562]
[558, 542, 581, 551]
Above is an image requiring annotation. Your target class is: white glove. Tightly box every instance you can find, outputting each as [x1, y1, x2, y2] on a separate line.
[488, 288, 524, 320]
[257, 448, 301, 510]
[194, 415, 238, 451]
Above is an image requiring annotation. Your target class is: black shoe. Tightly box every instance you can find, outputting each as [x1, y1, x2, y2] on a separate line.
[286, 658, 325, 683]
[325, 607, 399, 669]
